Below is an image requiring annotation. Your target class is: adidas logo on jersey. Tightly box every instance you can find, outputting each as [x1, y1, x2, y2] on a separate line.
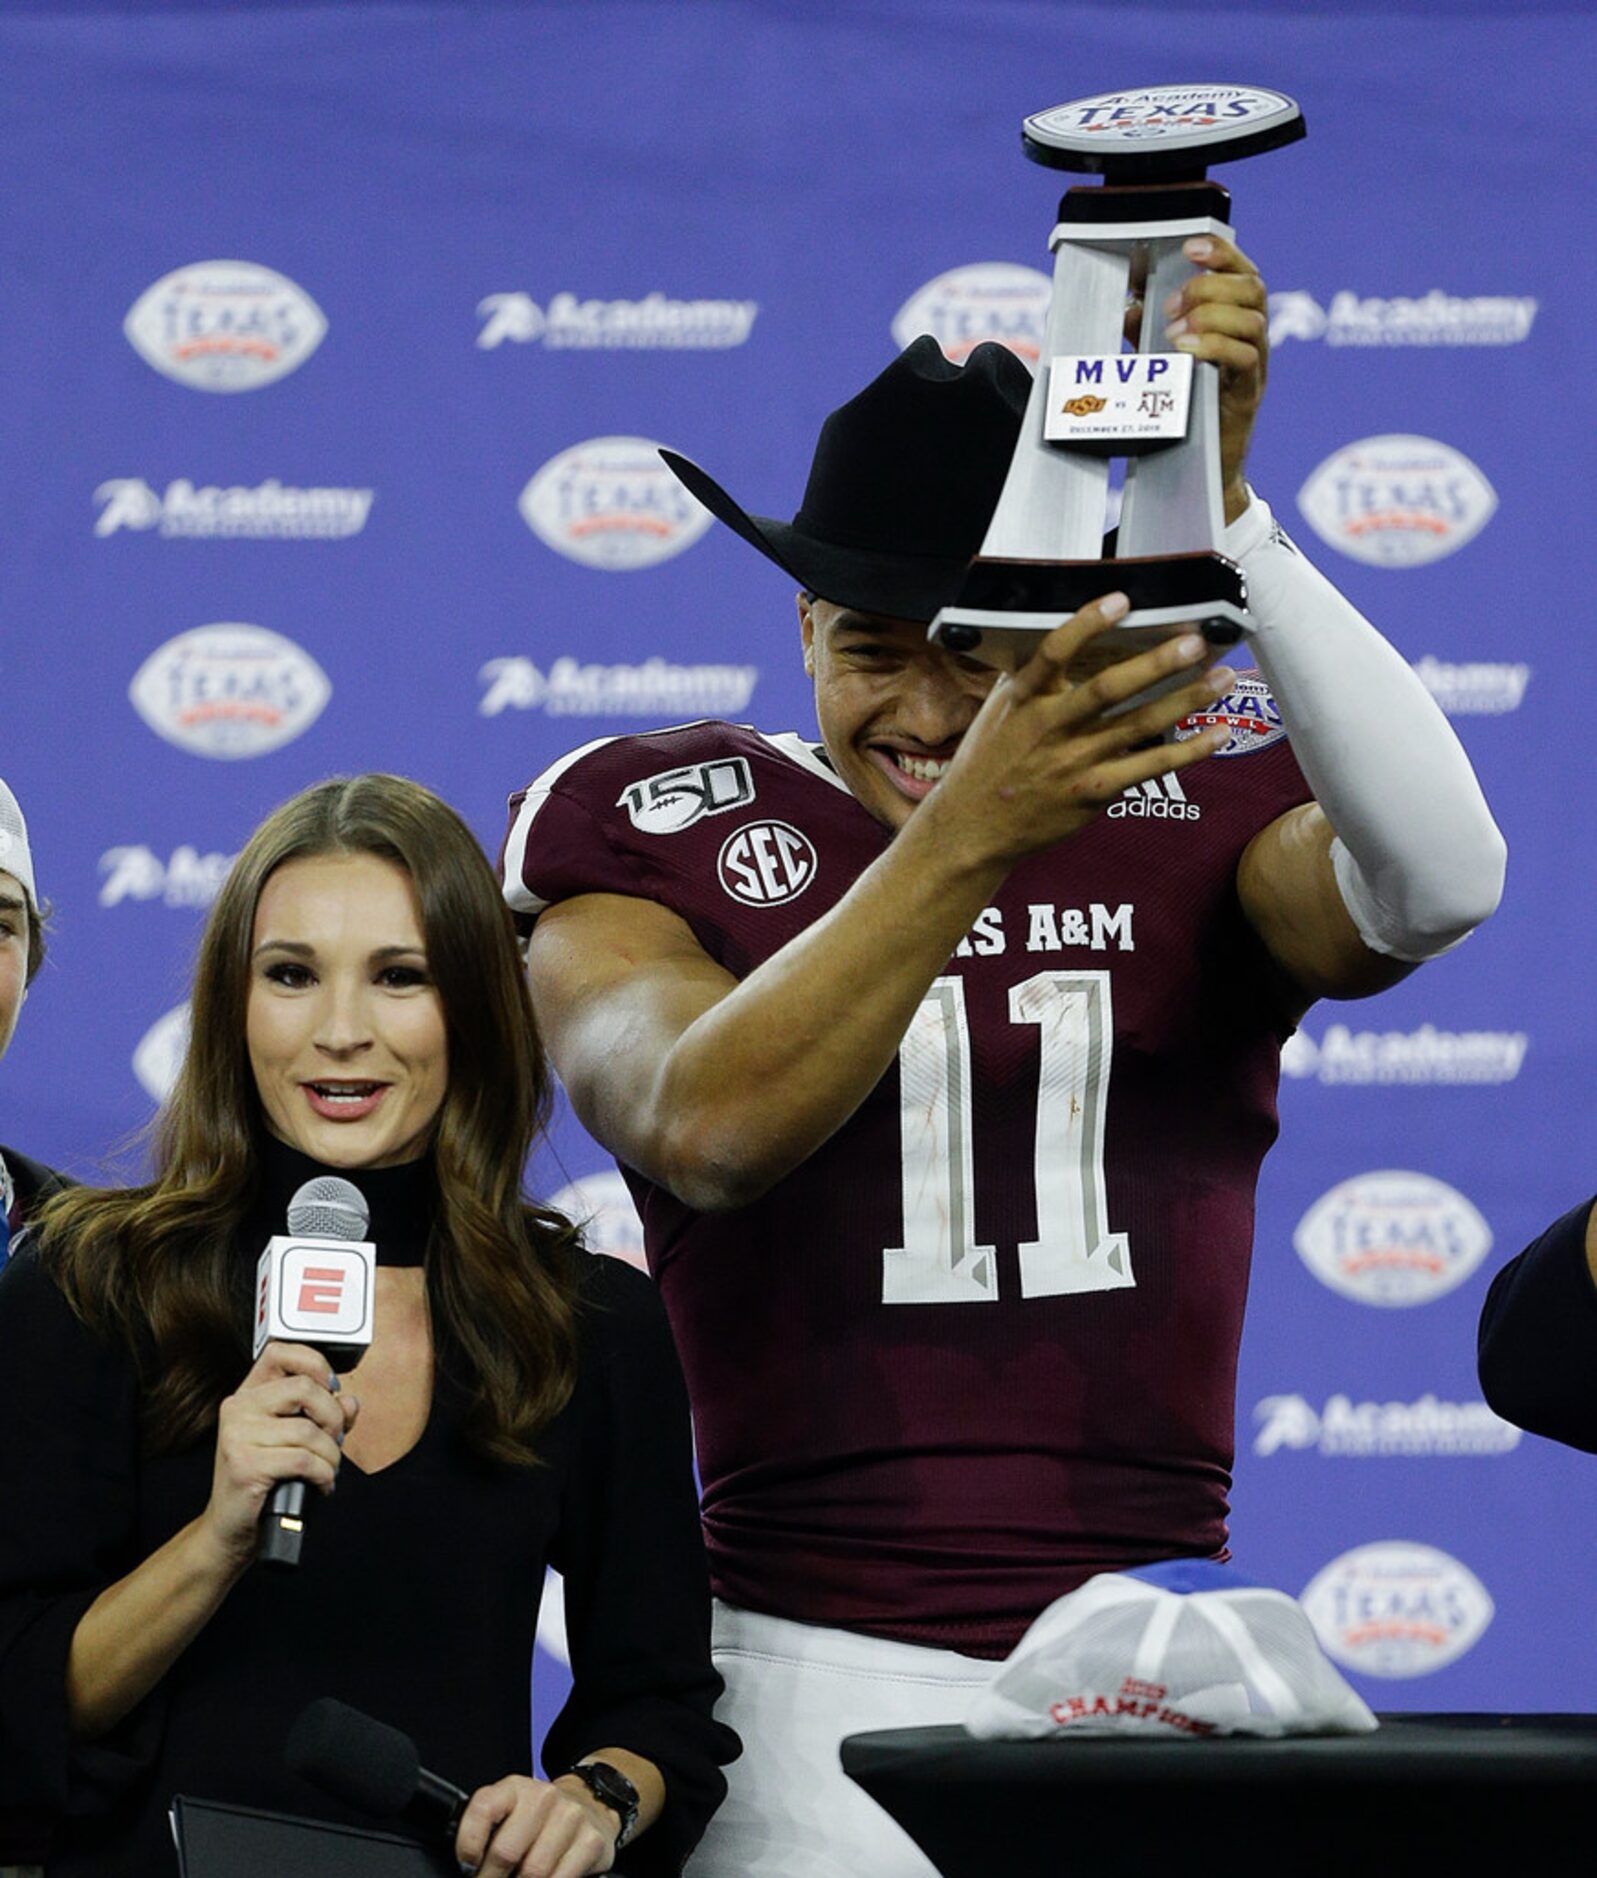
[1107, 775, 1200, 821]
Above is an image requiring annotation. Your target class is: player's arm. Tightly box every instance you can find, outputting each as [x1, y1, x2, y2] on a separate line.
[1163, 234, 1505, 1001]
[1230, 497, 1506, 1006]
[527, 606, 1232, 1213]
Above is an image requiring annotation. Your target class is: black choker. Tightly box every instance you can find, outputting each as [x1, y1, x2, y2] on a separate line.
[258, 1137, 435, 1267]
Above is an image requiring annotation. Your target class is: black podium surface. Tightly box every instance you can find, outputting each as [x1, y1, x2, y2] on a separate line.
[172, 1795, 456, 1877]
[841, 1715, 1597, 1877]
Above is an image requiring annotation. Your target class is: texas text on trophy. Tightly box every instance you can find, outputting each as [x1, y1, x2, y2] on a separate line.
[931, 84, 1306, 671]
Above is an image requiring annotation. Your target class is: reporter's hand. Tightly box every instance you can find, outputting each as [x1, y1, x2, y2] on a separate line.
[456, 1773, 618, 1877]
[200, 1341, 358, 1566]
[924, 592, 1233, 869]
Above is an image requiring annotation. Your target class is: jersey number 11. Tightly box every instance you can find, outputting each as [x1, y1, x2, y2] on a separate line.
[883, 971, 1133, 1305]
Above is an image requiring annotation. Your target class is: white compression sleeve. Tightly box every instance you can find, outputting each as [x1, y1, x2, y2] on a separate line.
[1225, 493, 1507, 962]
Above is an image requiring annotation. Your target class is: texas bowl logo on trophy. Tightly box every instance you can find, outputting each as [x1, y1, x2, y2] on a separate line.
[930, 85, 1305, 668]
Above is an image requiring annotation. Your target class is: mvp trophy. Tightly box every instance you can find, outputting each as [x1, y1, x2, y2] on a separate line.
[931, 84, 1305, 667]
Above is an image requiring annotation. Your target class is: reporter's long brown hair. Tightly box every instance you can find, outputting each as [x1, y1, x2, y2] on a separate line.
[41, 773, 582, 1464]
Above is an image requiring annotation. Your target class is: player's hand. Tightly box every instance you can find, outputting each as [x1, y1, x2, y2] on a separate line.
[927, 593, 1232, 867]
[200, 1342, 358, 1566]
[1125, 233, 1268, 523]
[456, 1773, 618, 1877]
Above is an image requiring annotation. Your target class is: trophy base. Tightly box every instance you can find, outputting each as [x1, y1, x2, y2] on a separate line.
[930, 552, 1249, 670]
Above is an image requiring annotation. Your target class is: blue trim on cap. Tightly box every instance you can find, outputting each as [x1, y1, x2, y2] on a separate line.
[1125, 1559, 1268, 1596]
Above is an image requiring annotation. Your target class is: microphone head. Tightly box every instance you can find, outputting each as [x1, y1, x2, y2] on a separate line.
[287, 1176, 371, 1242]
[285, 1697, 418, 1819]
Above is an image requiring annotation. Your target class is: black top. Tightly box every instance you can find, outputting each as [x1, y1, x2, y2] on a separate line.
[1, 1143, 72, 1213]
[1477, 1196, 1597, 1450]
[0, 1151, 737, 1875]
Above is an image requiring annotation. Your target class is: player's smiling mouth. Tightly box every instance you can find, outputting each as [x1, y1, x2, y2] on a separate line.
[892, 752, 952, 783]
[863, 743, 961, 805]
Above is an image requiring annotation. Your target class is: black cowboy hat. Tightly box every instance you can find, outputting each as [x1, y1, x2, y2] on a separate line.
[661, 335, 1032, 623]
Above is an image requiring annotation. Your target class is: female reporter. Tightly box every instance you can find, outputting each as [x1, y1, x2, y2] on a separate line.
[0, 773, 736, 1876]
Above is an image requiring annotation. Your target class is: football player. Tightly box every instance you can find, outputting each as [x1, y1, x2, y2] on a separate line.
[500, 238, 1505, 1878]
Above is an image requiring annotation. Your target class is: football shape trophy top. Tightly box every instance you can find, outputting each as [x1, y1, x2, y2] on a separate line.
[931, 84, 1305, 667]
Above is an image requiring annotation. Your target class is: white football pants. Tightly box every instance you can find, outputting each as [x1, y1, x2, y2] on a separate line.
[685, 1601, 994, 1878]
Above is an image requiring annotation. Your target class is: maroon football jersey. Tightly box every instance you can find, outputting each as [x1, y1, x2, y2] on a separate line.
[503, 699, 1313, 1657]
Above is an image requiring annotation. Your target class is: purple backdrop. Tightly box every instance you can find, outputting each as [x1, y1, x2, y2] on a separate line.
[2, 0, 1592, 1750]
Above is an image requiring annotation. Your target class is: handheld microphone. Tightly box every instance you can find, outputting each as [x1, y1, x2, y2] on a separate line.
[285, 1697, 469, 1841]
[254, 1177, 375, 1567]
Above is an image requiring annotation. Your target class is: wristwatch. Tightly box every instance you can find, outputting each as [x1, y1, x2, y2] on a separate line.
[563, 1759, 640, 1849]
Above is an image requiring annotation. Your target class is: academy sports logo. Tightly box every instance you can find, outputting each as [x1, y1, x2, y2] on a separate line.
[546, 1170, 648, 1272]
[618, 758, 755, 835]
[133, 1003, 190, 1101]
[1280, 1024, 1528, 1086]
[94, 478, 373, 540]
[1412, 657, 1530, 716]
[519, 437, 714, 570]
[890, 264, 1052, 363]
[1253, 1392, 1520, 1459]
[1300, 1542, 1494, 1679]
[1170, 674, 1285, 757]
[1268, 289, 1537, 349]
[99, 844, 236, 909]
[478, 656, 757, 719]
[124, 262, 326, 391]
[1297, 436, 1497, 568]
[718, 821, 816, 907]
[129, 625, 331, 760]
[1108, 774, 1199, 820]
[477, 291, 758, 351]
[1293, 1170, 1492, 1307]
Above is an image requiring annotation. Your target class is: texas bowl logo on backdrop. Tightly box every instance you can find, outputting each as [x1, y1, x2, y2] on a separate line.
[1293, 1170, 1491, 1306]
[891, 264, 1052, 363]
[1297, 436, 1497, 568]
[519, 438, 713, 570]
[129, 625, 331, 759]
[133, 1004, 190, 1101]
[124, 262, 326, 391]
[1300, 1543, 1494, 1678]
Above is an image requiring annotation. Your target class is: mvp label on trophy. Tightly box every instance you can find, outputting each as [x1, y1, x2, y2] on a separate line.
[1045, 353, 1194, 447]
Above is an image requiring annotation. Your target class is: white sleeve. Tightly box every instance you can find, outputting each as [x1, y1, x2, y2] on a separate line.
[1226, 493, 1506, 962]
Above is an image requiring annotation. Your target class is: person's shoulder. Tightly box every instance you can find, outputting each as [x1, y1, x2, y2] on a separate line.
[502, 721, 846, 918]
[574, 1246, 663, 1318]
[570, 1251, 675, 1365]
[0, 1238, 91, 1352]
[518, 721, 826, 804]
[2, 1145, 75, 1212]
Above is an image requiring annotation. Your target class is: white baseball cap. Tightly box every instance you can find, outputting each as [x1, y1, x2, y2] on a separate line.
[0, 778, 38, 912]
[966, 1560, 1378, 1741]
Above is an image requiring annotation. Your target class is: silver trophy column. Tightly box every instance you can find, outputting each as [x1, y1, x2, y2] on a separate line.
[931, 85, 1305, 669]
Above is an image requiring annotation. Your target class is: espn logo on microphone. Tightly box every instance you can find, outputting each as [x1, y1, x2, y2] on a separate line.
[253, 1235, 377, 1358]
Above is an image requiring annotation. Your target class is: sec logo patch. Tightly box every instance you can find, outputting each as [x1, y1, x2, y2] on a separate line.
[718, 821, 816, 906]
